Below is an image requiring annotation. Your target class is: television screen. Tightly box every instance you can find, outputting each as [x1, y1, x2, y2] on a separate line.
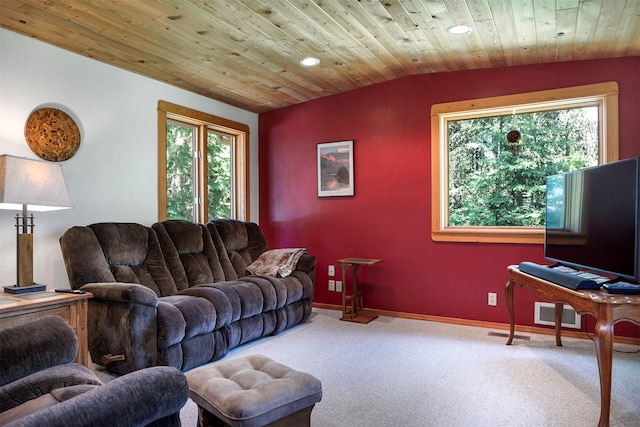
[544, 157, 640, 282]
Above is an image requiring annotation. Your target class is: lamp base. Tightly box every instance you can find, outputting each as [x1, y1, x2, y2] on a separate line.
[3, 284, 46, 294]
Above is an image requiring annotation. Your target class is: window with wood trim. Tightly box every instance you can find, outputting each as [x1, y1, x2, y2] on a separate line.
[431, 82, 619, 244]
[158, 101, 249, 222]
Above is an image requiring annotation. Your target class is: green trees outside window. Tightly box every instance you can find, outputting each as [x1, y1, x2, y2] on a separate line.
[158, 101, 250, 223]
[166, 121, 196, 221]
[431, 82, 619, 244]
[447, 107, 598, 227]
[166, 121, 233, 221]
[206, 131, 232, 220]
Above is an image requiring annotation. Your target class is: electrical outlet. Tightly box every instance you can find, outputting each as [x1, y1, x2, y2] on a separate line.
[328, 280, 335, 291]
[488, 292, 497, 306]
[336, 281, 342, 292]
[328, 265, 335, 276]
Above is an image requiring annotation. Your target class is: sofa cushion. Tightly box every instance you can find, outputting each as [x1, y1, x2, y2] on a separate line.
[176, 286, 234, 329]
[230, 276, 277, 312]
[186, 281, 264, 322]
[160, 295, 217, 340]
[3, 367, 188, 427]
[156, 301, 187, 349]
[0, 364, 101, 413]
[77, 223, 178, 297]
[226, 282, 265, 319]
[153, 221, 231, 289]
[60, 224, 199, 296]
[59, 227, 116, 287]
[212, 219, 249, 251]
[203, 222, 239, 280]
[1, 383, 100, 424]
[212, 220, 268, 278]
[0, 393, 60, 425]
[241, 274, 308, 309]
[228, 252, 248, 278]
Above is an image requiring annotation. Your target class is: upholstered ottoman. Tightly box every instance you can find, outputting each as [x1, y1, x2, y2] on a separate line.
[186, 354, 322, 427]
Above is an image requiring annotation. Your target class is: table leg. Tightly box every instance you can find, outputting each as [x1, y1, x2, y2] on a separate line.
[506, 280, 516, 345]
[341, 264, 349, 318]
[352, 264, 360, 315]
[554, 303, 564, 347]
[593, 313, 614, 427]
[76, 299, 90, 367]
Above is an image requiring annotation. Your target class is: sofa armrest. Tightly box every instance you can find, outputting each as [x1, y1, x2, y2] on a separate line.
[4, 367, 188, 427]
[78, 283, 159, 374]
[79, 282, 159, 307]
[0, 316, 77, 388]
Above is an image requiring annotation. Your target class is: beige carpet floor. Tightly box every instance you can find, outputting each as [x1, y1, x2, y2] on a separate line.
[178, 308, 640, 427]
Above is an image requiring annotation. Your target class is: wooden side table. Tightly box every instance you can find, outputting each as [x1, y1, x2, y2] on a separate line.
[506, 265, 640, 427]
[337, 258, 381, 323]
[0, 288, 92, 367]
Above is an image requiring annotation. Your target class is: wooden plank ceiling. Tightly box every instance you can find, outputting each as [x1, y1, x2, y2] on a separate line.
[1, 0, 639, 113]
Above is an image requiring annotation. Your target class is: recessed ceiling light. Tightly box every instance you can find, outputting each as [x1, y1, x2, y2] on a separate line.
[300, 57, 320, 67]
[447, 25, 472, 36]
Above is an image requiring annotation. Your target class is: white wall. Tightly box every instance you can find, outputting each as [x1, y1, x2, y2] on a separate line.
[0, 29, 259, 288]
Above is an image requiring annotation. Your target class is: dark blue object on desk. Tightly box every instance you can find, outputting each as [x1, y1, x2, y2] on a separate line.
[518, 262, 600, 290]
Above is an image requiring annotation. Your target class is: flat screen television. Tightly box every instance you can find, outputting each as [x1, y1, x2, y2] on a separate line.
[544, 157, 640, 283]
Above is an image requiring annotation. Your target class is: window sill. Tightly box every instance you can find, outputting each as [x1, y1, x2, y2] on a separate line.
[432, 226, 544, 244]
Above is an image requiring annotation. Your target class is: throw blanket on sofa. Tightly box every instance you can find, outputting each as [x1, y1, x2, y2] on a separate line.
[247, 248, 307, 277]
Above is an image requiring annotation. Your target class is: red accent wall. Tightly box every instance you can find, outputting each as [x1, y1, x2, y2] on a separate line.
[258, 57, 640, 336]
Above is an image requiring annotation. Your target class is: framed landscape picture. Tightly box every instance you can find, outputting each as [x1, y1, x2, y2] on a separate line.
[317, 140, 354, 197]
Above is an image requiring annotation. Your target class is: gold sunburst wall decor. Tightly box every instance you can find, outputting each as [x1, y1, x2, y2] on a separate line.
[24, 107, 81, 162]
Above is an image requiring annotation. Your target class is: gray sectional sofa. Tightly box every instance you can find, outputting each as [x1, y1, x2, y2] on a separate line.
[59, 219, 315, 375]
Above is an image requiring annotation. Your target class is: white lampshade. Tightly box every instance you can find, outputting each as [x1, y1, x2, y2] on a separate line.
[0, 154, 72, 211]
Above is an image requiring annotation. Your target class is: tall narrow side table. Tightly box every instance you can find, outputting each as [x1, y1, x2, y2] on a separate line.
[337, 258, 381, 323]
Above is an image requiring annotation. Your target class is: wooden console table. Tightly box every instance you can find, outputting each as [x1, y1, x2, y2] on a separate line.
[0, 288, 92, 367]
[506, 265, 640, 427]
[337, 258, 381, 323]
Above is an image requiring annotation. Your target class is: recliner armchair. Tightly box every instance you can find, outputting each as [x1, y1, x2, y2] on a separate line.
[0, 316, 188, 427]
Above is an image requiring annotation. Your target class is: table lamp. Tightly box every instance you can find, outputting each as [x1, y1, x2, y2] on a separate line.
[0, 154, 72, 293]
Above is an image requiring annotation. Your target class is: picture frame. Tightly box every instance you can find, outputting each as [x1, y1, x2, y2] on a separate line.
[317, 140, 354, 197]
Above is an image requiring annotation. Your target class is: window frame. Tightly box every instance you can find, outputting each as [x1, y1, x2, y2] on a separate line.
[158, 100, 250, 222]
[430, 82, 619, 244]
[206, 128, 235, 219]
